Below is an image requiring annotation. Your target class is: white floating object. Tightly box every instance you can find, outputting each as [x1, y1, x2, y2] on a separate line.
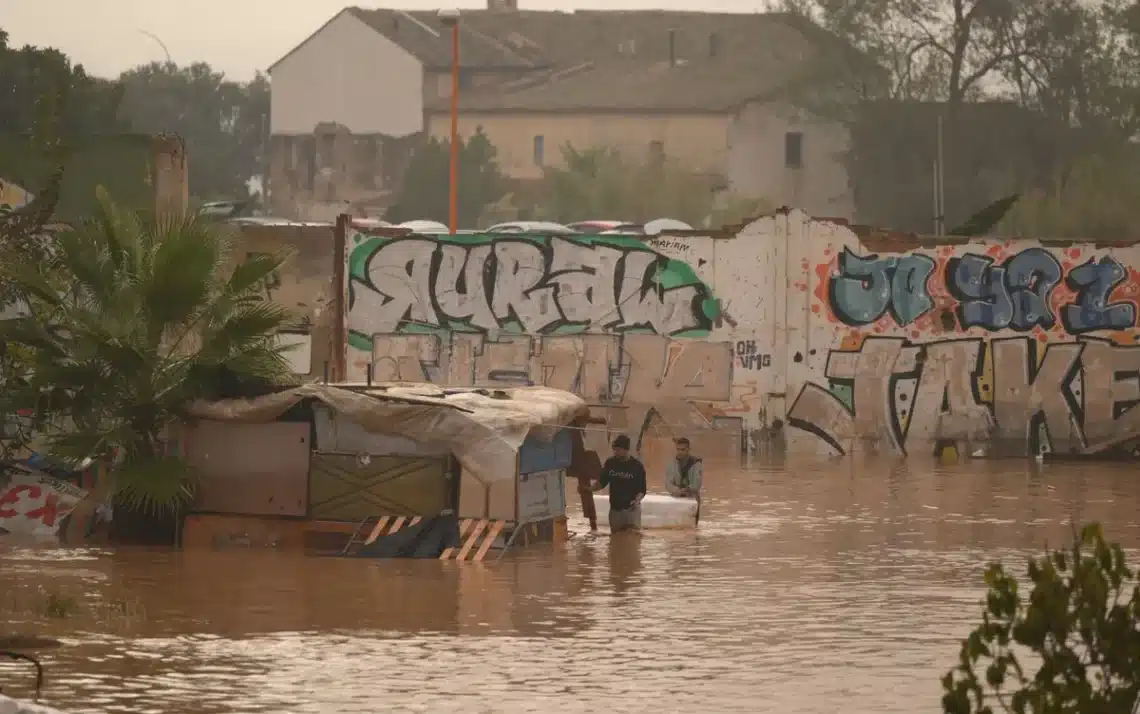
[0, 693, 70, 713]
[642, 218, 693, 235]
[592, 492, 698, 529]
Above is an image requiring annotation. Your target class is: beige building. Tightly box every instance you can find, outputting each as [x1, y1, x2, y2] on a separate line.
[267, 3, 856, 221]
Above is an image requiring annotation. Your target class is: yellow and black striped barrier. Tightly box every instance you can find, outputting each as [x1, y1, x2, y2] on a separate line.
[439, 518, 507, 562]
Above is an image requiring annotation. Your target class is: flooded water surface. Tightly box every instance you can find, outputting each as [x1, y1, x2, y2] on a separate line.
[4, 457, 1140, 713]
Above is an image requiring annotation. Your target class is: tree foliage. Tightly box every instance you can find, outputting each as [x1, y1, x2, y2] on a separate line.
[0, 189, 297, 517]
[519, 146, 771, 228]
[942, 522, 1140, 714]
[385, 128, 507, 227]
[0, 29, 124, 139]
[998, 152, 1140, 240]
[117, 62, 269, 201]
[767, 0, 1140, 235]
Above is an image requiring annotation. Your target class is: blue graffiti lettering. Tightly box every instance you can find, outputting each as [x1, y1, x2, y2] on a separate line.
[949, 255, 1014, 330]
[891, 255, 935, 325]
[1004, 248, 1062, 330]
[1061, 257, 1136, 333]
[828, 248, 933, 326]
[829, 249, 893, 325]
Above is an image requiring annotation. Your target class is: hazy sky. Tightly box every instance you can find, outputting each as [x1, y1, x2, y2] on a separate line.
[5, 1, 765, 81]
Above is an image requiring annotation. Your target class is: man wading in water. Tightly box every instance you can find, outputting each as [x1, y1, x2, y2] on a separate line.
[567, 413, 607, 531]
[593, 434, 646, 533]
[665, 436, 703, 522]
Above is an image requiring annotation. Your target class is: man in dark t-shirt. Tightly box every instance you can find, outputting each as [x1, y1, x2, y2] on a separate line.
[593, 434, 646, 532]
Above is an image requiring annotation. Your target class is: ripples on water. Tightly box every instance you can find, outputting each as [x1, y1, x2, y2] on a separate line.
[3, 458, 1140, 713]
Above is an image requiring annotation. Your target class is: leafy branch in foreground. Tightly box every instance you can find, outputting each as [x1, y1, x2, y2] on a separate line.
[942, 522, 1140, 714]
[0, 188, 298, 521]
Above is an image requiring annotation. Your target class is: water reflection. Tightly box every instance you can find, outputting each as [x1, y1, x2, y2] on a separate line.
[4, 457, 1140, 712]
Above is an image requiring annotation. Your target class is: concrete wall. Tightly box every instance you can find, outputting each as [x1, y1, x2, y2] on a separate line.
[727, 99, 853, 220]
[346, 212, 1140, 462]
[426, 111, 731, 181]
[783, 212, 1140, 457]
[424, 101, 854, 219]
[345, 227, 779, 474]
[269, 10, 424, 137]
[229, 222, 338, 380]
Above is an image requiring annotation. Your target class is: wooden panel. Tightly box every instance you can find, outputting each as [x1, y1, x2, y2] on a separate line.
[184, 421, 310, 517]
[457, 467, 516, 521]
[308, 453, 448, 521]
[182, 514, 306, 551]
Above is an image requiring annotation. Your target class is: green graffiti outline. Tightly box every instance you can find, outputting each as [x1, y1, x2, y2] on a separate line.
[347, 232, 719, 352]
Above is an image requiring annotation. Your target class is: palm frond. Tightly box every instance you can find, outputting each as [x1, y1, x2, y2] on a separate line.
[8, 192, 296, 522]
[224, 250, 289, 297]
[113, 455, 198, 517]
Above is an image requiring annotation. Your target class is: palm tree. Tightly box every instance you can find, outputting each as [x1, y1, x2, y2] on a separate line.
[0, 189, 297, 537]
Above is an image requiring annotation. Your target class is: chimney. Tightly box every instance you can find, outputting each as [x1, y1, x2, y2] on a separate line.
[709, 32, 719, 58]
[668, 28, 676, 67]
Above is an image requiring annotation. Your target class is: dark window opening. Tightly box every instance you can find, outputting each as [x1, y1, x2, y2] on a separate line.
[785, 131, 803, 169]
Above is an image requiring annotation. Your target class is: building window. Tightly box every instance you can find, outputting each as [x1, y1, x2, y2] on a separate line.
[533, 135, 545, 166]
[648, 140, 665, 165]
[459, 69, 474, 90]
[785, 131, 803, 169]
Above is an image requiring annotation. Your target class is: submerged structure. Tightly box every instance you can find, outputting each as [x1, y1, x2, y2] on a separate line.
[177, 383, 586, 559]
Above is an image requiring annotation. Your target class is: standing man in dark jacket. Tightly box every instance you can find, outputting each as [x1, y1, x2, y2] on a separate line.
[593, 434, 647, 532]
[567, 413, 607, 531]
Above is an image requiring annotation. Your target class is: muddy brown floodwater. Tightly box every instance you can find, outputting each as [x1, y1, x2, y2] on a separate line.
[3, 456, 1140, 713]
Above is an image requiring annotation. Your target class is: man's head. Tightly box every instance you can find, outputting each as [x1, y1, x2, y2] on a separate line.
[675, 437, 691, 459]
[612, 434, 631, 458]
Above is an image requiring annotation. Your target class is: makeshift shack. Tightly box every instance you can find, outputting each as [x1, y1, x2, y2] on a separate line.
[178, 383, 587, 560]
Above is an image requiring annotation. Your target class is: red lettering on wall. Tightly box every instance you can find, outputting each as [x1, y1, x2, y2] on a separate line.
[24, 493, 60, 526]
[0, 484, 42, 518]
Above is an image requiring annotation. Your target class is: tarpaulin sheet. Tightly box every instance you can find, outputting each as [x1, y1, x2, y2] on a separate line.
[184, 383, 587, 486]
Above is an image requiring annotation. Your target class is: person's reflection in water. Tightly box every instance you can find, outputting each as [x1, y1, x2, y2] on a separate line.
[607, 532, 643, 596]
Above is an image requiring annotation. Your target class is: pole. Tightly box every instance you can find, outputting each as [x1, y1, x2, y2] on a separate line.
[936, 114, 945, 235]
[449, 22, 460, 235]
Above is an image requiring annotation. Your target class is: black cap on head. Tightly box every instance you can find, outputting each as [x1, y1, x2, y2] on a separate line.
[612, 434, 631, 450]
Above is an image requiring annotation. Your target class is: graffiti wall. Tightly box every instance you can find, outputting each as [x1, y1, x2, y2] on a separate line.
[346, 229, 781, 463]
[785, 213, 1140, 457]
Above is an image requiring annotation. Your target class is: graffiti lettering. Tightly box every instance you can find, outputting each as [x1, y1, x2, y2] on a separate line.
[348, 236, 718, 343]
[828, 247, 935, 326]
[788, 336, 1140, 456]
[647, 238, 692, 254]
[734, 340, 771, 370]
[948, 249, 1063, 331]
[357, 332, 737, 451]
[826, 247, 1137, 334]
[1061, 257, 1136, 334]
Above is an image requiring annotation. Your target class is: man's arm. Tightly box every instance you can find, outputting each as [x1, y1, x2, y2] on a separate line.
[689, 460, 703, 493]
[593, 463, 610, 492]
[634, 461, 647, 503]
[663, 460, 680, 496]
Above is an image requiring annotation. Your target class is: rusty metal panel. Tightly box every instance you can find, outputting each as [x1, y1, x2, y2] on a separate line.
[308, 453, 448, 521]
[184, 421, 310, 517]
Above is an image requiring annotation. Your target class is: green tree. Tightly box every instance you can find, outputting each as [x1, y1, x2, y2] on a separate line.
[942, 522, 1140, 714]
[385, 128, 507, 227]
[0, 29, 124, 139]
[521, 146, 770, 228]
[999, 152, 1140, 240]
[117, 62, 269, 201]
[0, 189, 297, 533]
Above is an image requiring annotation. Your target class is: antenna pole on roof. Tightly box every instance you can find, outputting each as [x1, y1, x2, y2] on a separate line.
[439, 8, 462, 235]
